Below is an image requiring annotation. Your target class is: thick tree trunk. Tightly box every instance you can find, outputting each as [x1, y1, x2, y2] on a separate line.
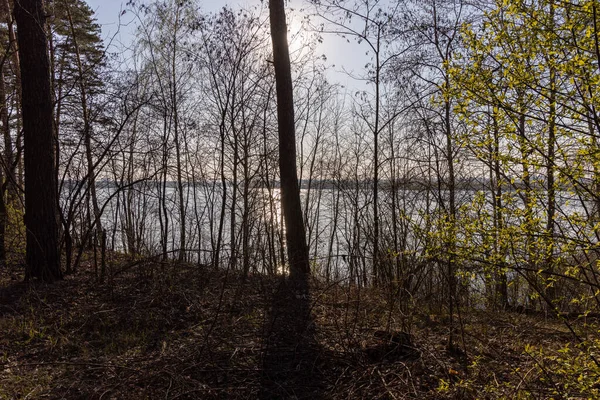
[269, 0, 309, 277]
[14, 0, 61, 281]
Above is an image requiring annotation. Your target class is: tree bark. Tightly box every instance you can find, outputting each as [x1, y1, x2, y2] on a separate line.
[2, 0, 20, 204]
[14, 0, 61, 281]
[0, 69, 8, 267]
[544, 0, 557, 306]
[492, 113, 508, 309]
[269, 0, 309, 277]
[66, 7, 104, 254]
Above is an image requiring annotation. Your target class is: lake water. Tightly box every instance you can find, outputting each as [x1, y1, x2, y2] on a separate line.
[72, 181, 594, 282]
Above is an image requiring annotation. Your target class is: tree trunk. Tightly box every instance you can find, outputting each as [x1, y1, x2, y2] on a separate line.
[545, 1, 557, 306]
[373, 26, 381, 285]
[492, 112, 508, 308]
[269, 0, 309, 277]
[66, 7, 104, 256]
[2, 0, 20, 205]
[170, 7, 186, 262]
[14, 0, 61, 281]
[0, 69, 8, 267]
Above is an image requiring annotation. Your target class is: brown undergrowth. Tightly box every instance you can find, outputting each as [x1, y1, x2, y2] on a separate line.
[0, 259, 594, 399]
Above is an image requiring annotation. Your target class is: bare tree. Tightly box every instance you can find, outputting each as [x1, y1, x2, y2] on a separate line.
[269, 0, 309, 276]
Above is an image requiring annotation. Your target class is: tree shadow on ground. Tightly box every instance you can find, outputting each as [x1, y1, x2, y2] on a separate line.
[260, 275, 325, 399]
[0, 279, 28, 317]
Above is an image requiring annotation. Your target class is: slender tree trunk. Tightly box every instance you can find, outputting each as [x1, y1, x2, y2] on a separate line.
[0, 69, 9, 266]
[492, 113, 508, 308]
[14, 0, 61, 281]
[125, 115, 138, 255]
[261, 91, 278, 273]
[373, 27, 381, 285]
[215, 113, 227, 269]
[390, 125, 399, 283]
[269, 0, 309, 277]
[160, 115, 170, 260]
[304, 103, 324, 255]
[242, 141, 250, 276]
[241, 103, 252, 276]
[441, 89, 458, 348]
[2, 0, 19, 204]
[516, 93, 535, 308]
[0, 69, 13, 200]
[230, 88, 239, 270]
[545, 1, 557, 306]
[66, 7, 104, 251]
[170, 9, 186, 262]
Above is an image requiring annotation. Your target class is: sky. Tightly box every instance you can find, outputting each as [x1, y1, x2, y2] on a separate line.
[83, 0, 367, 89]
[85, 0, 260, 36]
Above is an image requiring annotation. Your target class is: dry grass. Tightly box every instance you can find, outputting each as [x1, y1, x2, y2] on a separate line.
[0, 259, 593, 399]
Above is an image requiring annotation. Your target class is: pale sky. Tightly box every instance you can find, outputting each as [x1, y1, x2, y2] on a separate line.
[83, 0, 365, 89]
[85, 0, 262, 34]
[84, 0, 267, 50]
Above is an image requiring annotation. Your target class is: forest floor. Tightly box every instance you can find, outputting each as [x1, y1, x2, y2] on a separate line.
[0, 257, 594, 399]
